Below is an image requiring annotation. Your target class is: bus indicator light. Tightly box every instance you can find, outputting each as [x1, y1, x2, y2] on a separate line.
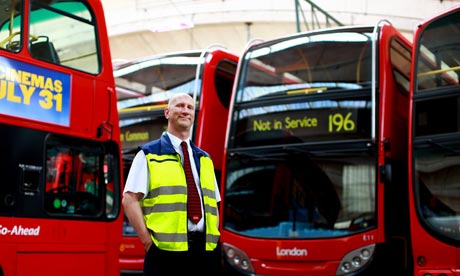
[222, 242, 254, 274]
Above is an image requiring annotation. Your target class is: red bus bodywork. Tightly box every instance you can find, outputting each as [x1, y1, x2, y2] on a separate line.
[0, 1, 123, 276]
[115, 48, 238, 274]
[408, 6, 460, 276]
[220, 24, 412, 275]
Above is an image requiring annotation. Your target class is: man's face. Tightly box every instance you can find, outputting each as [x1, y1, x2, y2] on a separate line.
[166, 94, 195, 131]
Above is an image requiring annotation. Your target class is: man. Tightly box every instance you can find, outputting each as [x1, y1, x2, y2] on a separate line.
[122, 93, 221, 275]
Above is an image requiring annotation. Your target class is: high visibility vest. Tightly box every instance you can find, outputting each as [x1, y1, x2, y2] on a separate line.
[139, 133, 220, 251]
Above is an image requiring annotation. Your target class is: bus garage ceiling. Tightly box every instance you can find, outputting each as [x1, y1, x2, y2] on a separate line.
[102, 0, 460, 63]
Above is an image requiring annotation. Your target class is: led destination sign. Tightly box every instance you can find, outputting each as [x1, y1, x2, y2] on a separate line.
[234, 107, 371, 146]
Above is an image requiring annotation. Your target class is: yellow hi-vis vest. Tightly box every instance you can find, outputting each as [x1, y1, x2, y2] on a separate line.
[139, 134, 220, 251]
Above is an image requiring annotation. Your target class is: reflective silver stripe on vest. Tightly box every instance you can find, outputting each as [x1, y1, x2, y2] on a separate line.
[142, 202, 186, 214]
[146, 186, 187, 199]
[203, 204, 218, 216]
[206, 233, 220, 244]
[154, 232, 188, 242]
[201, 187, 216, 198]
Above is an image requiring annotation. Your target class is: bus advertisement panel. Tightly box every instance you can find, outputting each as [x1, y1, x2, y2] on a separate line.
[0, 1, 123, 275]
[220, 24, 412, 275]
[115, 49, 238, 274]
[409, 6, 460, 276]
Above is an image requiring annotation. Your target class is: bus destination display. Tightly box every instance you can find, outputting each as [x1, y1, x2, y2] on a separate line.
[234, 107, 370, 146]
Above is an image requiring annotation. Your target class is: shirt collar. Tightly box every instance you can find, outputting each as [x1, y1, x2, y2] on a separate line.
[166, 132, 189, 152]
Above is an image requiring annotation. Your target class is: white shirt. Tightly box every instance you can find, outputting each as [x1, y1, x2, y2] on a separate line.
[123, 132, 221, 232]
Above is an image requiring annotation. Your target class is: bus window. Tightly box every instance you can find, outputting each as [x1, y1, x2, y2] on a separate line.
[45, 136, 106, 217]
[0, 1, 22, 52]
[29, 0, 99, 73]
[0, 0, 99, 73]
[415, 11, 460, 92]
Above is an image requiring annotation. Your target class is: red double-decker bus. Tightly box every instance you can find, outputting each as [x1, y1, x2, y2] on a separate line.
[0, 1, 123, 275]
[220, 23, 412, 275]
[408, 6, 460, 276]
[114, 48, 238, 274]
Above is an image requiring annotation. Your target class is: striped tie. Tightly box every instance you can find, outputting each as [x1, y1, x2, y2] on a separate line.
[181, 141, 202, 224]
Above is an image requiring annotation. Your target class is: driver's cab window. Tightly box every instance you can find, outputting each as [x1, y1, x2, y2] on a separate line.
[44, 136, 112, 218]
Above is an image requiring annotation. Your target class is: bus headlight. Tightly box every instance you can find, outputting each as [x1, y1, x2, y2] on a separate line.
[222, 242, 255, 275]
[336, 244, 375, 275]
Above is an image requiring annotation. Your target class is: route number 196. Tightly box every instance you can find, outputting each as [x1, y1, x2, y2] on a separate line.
[328, 112, 355, 132]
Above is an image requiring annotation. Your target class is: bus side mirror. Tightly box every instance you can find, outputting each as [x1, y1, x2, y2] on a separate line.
[379, 164, 392, 184]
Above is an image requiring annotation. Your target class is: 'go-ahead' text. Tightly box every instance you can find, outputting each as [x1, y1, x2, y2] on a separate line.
[0, 224, 40, 236]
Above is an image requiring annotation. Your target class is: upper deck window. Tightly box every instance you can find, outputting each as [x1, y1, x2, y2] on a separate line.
[0, 0, 100, 74]
[236, 30, 373, 103]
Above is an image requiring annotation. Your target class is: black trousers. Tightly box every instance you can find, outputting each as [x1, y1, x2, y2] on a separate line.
[143, 232, 221, 275]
